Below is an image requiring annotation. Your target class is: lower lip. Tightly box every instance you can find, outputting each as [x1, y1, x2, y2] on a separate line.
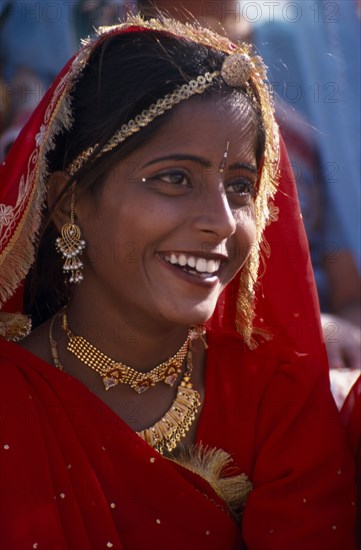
[157, 255, 220, 289]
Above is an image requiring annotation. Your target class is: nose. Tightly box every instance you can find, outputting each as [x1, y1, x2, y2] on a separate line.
[192, 183, 237, 241]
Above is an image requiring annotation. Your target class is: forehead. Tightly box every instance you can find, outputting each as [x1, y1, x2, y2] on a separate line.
[131, 94, 259, 163]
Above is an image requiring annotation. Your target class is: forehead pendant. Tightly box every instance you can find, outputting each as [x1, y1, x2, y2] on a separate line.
[221, 53, 252, 87]
[219, 141, 230, 174]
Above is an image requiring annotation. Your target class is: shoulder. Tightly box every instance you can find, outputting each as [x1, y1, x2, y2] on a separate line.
[18, 317, 54, 364]
[206, 329, 332, 413]
[207, 329, 318, 381]
[0, 337, 39, 367]
[0, 333, 55, 389]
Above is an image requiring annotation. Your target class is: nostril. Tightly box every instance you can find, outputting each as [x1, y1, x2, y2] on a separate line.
[193, 197, 237, 240]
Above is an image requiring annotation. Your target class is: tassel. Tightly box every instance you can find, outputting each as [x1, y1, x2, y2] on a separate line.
[169, 443, 252, 521]
[0, 312, 32, 341]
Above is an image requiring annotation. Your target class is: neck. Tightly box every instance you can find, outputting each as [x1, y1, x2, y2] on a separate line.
[66, 294, 191, 372]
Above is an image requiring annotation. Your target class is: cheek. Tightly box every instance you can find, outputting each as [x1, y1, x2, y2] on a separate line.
[234, 207, 257, 258]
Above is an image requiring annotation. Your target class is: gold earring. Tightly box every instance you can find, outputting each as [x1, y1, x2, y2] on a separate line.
[55, 183, 86, 284]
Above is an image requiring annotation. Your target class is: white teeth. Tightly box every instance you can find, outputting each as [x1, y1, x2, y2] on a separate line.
[187, 256, 196, 268]
[178, 254, 188, 266]
[163, 253, 221, 274]
[196, 258, 207, 272]
[207, 259, 217, 273]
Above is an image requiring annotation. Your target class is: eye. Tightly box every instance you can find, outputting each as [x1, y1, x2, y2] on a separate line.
[142, 169, 192, 195]
[156, 170, 190, 186]
[226, 178, 255, 199]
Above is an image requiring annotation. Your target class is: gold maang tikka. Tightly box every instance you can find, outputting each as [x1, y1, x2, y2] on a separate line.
[219, 141, 230, 174]
[55, 183, 86, 284]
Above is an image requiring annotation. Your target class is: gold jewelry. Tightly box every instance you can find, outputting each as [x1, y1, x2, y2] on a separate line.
[61, 310, 193, 393]
[49, 313, 64, 370]
[55, 184, 86, 284]
[49, 309, 202, 455]
[67, 53, 254, 177]
[137, 347, 201, 455]
[221, 53, 252, 87]
[67, 71, 219, 175]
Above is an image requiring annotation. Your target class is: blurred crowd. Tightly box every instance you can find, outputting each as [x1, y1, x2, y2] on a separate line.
[1, 0, 360, 406]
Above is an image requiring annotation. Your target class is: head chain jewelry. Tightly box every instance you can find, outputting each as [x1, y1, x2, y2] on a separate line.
[67, 53, 253, 176]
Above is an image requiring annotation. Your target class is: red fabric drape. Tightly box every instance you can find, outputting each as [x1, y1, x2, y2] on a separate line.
[0, 339, 242, 549]
[0, 330, 356, 549]
[342, 375, 361, 545]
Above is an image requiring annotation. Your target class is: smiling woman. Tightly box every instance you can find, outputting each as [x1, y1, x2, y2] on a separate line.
[70, 97, 258, 335]
[0, 14, 357, 550]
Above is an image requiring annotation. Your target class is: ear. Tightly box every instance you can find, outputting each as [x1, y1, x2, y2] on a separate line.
[47, 171, 73, 232]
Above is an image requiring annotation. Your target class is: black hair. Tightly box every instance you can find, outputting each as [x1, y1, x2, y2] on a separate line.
[25, 29, 265, 327]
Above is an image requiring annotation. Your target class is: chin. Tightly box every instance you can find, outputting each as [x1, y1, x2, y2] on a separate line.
[164, 300, 217, 327]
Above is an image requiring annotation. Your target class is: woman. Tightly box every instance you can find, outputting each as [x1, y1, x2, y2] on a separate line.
[0, 14, 356, 549]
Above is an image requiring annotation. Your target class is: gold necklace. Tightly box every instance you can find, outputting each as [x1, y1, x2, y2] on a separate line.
[49, 312, 202, 454]
[137, 348, 201, 455]
[61, 311, 192, 393]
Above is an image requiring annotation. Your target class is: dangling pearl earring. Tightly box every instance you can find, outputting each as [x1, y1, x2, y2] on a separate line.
[55, 182, 86, 284]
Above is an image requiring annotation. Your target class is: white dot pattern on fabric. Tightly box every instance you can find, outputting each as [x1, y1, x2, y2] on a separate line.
[205, 530, 211, 536]
[156, 519, 161, 525]
[33, 544, 38, 549]
[3, 444, 10, 450]
[110, 503, 116, 509]
[107, 543, 113, 548]
[332, 525, 337, 530]
[150, 457, 156, 463]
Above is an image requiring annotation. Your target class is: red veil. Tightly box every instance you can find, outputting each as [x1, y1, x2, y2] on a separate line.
[0, 15, 356, 549]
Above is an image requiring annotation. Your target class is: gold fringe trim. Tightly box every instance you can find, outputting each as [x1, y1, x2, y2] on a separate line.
[0, 312, 31, 341]
[0, 90, 73, 308]
[169, 444, 252, 522]
[95, 14, 248, 54]
[0, 45, 90, 321]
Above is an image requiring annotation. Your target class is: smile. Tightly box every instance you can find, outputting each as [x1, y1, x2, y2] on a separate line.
[159, 252, 223, 278]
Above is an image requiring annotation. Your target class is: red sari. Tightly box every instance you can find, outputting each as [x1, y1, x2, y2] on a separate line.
[0, 331, 356, 549]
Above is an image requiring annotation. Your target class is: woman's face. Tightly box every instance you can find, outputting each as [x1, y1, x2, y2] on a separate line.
[76, 95, 259, 329]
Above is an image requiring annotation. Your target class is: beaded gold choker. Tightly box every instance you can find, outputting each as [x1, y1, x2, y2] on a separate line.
[49, 312, 202, 454]
[61, 311, 192, 393]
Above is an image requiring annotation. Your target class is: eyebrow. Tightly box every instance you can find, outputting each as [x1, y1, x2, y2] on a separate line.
[143, 154, 258, 174]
